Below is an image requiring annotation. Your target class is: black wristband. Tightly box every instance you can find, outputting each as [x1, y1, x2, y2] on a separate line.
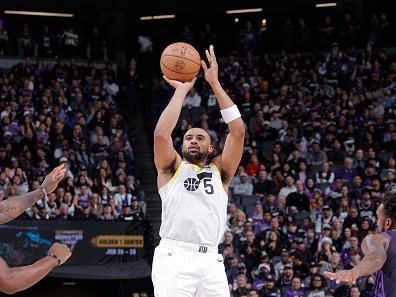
[48, 253, 61, 266]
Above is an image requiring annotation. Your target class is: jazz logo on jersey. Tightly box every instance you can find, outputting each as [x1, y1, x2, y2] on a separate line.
[183, 172, 214, 194]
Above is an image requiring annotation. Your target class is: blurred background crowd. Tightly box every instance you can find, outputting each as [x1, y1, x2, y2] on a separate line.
[0, 3, 396, 297]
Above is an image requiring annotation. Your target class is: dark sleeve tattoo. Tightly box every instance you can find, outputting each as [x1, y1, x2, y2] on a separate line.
[0, 190, 43, 224]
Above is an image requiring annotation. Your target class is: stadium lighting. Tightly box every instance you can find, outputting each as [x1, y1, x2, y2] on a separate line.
[226, 8, 263, 14]
[315, 2, 337, 8]
[140, 14, 176, 21]
[153, 14, 175, 20]
[4, 10, 73, 17]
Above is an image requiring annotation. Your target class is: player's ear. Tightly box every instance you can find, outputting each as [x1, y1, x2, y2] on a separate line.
[208, 144, 214, 153]
[386, 218, 392, 230]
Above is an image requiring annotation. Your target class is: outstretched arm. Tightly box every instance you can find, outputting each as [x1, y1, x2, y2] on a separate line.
[0, 243, 71, 294]
[201, 45, 245, 183]
[324, 234, 388, 284]
[154, 77, 196, 172]
[0, 256, 58, 294]
[0, 165, 67, 224]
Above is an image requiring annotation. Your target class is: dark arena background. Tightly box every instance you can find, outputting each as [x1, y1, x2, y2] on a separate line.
[0, 0, 395, 296]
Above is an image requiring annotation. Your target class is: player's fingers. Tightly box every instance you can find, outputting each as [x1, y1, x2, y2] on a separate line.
[205, 49, 212, 65]
[188, 77, 197, 86]
[51, 166, 61, 175]
[323, 271, 335, 280]
[209, 45, 217, 63]
[163, 75, 172, 85]
[201, 60, 208, 71]
[57, 169, 67, 179]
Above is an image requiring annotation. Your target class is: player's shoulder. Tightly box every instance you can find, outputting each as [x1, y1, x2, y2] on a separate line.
[363, 233, 391, 250]
[210, 157, 231, 184]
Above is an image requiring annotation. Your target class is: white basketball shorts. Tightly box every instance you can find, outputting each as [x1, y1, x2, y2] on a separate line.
[151, 238, 230, 297]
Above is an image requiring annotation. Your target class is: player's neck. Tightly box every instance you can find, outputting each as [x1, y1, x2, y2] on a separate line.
[184, 159, 207, 168]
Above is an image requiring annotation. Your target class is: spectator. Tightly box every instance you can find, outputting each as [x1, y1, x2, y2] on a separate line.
[0, 21, 9, 55]
[100, 203, 117, 220]
[283, 276, 305, 297]
[37, 25, 55, 57]
[306, 142, 328, 174]
[231, 274, 249, 297]
[183, 87, 202, 108]
[286, 180, 310, 212]
[279, 175, 296, 198]
[264, 230, 283, 259]
[305, 273, 328, 297]
[259, 274, 280, 297]
[233, 173, 253, 196]
[59, 28, 79, 57]
[113, 184, 133, 213]
[336, 158, 357, 185]
[251, 172, 269, 198]
[245, 154, 261, 177]
[56, 203, 73, 220]
[277, 263, 294, 295]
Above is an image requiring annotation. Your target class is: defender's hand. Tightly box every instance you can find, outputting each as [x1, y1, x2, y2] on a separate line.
[48, 243, 72, 265]
[41, 164, 67, 194]
[324, 269, 356, 284]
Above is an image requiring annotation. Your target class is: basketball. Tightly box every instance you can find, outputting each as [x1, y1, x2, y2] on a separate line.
[160, 42, 201, 82]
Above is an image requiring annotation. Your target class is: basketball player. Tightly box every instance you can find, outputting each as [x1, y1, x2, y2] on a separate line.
[0, 164, 71, 294]
[152, 44, 245, 297]
[324, 185, 396, 297]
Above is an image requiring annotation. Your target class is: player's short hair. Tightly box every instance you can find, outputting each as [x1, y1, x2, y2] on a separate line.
[184, 128, 212, 144]
[383, 184, 396, 219]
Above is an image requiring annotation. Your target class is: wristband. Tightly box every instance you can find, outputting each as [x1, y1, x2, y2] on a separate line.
[220, 105, 241, 123]
[48, 253, 61, 266]
[40, 186, 48, 200]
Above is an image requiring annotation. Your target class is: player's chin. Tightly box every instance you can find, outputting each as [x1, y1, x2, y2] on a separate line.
[182, 151, 207, 163]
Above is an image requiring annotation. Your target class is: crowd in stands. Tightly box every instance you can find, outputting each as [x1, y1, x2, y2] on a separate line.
[0, 20, 109, 60]
[155, 12, 396, 297]
[136, 12, 394, 65]
[1, 9, 396, 297]
[0, 56, 146, 222]
[239, 12, 393, 54]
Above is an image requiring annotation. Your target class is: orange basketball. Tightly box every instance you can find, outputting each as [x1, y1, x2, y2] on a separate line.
[160, 42, 201, 82]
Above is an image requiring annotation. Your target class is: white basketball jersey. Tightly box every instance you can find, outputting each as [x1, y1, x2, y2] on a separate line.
[158, 161, 228, 246]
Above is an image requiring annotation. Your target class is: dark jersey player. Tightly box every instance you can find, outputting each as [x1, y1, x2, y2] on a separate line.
[325, 185, 396, 297]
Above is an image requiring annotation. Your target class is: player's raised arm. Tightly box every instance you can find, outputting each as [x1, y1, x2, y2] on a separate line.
[154, 77, 197, 173]
[201, 45, 245, 183]
[324, 233, 388, 284]
[0, 164, 67, 224]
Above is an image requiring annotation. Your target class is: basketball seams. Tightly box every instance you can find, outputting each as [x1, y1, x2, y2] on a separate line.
[163, 42, 200, 57]
[160, 42, 201, 81]
[161, 54, 201, 67]
[160, 62, 200, 75]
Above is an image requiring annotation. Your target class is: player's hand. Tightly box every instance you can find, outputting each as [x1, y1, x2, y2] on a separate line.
[48, 242, 72, 265]
[41, 164, 67, 194]
[201, 44, 219, 85]
[163, 75, 197, 92]
[324, 269, 356, 284]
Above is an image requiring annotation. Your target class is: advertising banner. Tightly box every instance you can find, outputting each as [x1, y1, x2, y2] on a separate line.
[0, 220, 152, 279]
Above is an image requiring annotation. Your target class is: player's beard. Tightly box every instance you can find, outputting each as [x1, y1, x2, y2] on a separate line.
[376, 225, 384, 233]
[376, 222, 388, 233]
[182, 150, 208, 164]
